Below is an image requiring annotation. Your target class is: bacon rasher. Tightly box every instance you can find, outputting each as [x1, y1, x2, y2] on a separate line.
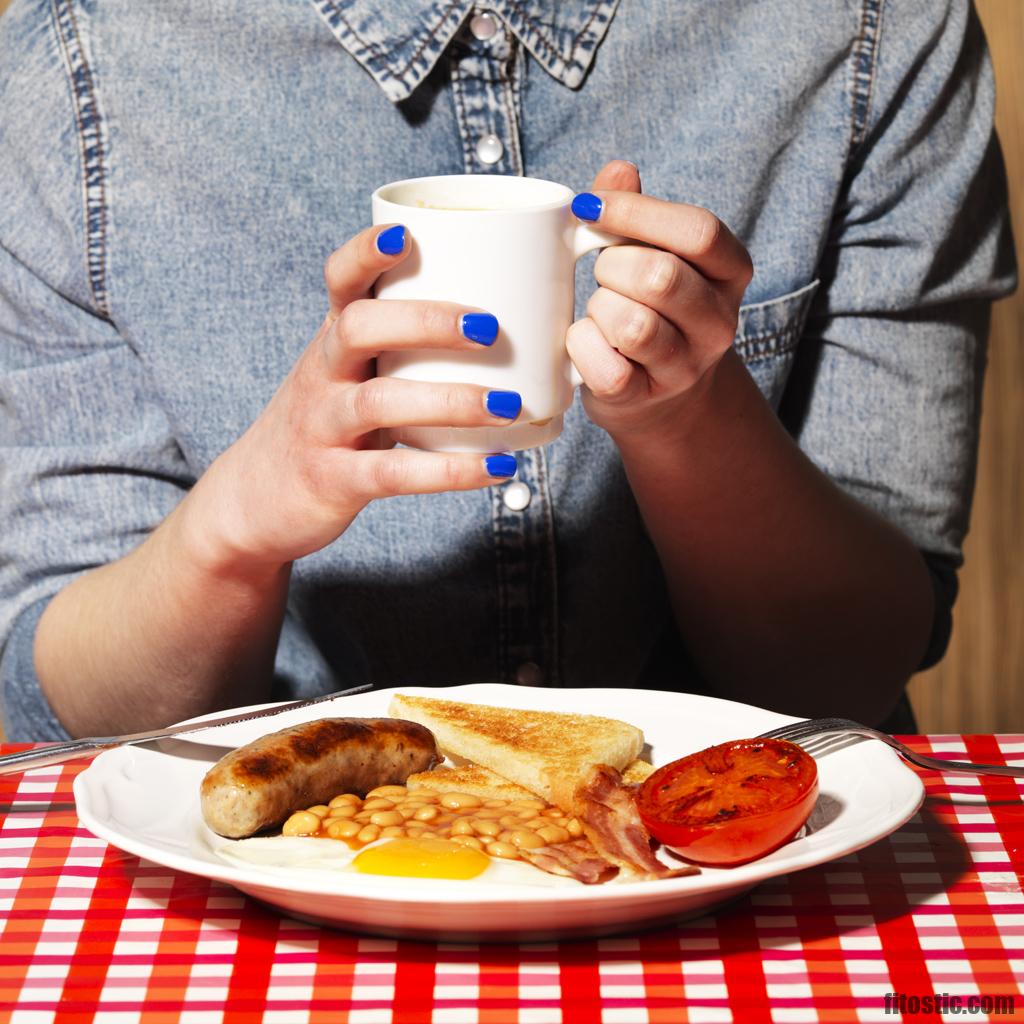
[519, 838, 618, 885]
[572, 764, 700, 881]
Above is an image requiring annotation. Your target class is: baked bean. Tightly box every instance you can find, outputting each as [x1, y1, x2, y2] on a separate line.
[326, 819, 361, 840]
[439, 792, 482, 810]
[536, 824, 570, 845]
[505, 828, 545, 849]
[487, 841, 520, 859]
[450, 834, 485, 851]
[328, 804, 358, 819]
[282, 810, 321, 836]
[357, 824, 381, 844]
[520, 829, 549, 849]
[327, 812, 359, 826]
[367, 785, 407, 799]
[286, 785, 574, 854]
[329, 794, 361, 807]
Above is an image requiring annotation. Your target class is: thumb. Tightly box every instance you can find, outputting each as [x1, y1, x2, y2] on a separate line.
[591, 159, 641, 193]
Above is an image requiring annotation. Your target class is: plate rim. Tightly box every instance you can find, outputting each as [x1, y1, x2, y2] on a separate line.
[73, 684, 926, 906]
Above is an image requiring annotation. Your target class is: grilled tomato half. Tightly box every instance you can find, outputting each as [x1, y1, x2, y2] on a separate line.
[635, 738, 818, 867]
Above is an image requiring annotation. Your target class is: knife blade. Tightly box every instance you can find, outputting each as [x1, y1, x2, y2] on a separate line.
[0, 682, 375, 775]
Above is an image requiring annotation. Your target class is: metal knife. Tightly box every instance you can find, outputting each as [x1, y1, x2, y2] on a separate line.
[0, 682, 374, 776]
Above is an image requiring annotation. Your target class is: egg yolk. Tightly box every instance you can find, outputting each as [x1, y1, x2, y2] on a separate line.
[352, 838, 489, 879]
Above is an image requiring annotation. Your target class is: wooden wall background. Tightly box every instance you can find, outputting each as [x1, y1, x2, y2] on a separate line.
[0, 0, 1020, 735]
[908, 0, 1024, 732]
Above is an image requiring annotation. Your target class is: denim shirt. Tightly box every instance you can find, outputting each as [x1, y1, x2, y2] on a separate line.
[0, 0, 1015, 740]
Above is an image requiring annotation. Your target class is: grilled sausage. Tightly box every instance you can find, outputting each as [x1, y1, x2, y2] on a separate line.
[200, 717, 439, 838]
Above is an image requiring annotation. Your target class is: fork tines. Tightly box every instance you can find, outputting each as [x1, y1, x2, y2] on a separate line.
[759, 718, 875, 742]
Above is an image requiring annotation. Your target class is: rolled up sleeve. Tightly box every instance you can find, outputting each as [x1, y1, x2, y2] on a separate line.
[0, 4, 194, 739]
[0, 243, 195, 740]
[781, 0, 1017, 670]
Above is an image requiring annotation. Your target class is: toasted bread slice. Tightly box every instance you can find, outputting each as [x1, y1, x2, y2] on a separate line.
[409, 760, 653, 802]
[622, 759, 655, 785]
[406, 763, 537, 802]
[388, 694, 644, 810]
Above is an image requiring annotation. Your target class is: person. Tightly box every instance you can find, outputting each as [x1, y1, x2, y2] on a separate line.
[0, 0, 1015, 741]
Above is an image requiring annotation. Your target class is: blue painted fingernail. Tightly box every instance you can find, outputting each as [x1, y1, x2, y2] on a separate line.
[571, 192, 602, 222]
[376, 225, 406, 255]
[485, 453, 517, 478]
[486, 390, 522, 420]
[461, 313, 499, 346]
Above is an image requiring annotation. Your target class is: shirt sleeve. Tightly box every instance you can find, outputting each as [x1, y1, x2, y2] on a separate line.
[779, 0, 1017, 670]
[0, 3, 195, 740]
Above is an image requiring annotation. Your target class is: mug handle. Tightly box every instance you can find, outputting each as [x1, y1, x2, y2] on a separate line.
[569, 224, 627, 387]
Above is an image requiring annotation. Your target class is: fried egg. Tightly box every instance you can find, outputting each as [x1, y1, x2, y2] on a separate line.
[212, 834, 580, 887]
[352, 837, 489, 879]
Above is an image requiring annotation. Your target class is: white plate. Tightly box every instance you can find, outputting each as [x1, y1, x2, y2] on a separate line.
[73, 684, 924, 942]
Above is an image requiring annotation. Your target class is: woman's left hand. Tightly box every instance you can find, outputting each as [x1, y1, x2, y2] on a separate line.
[568, 160, 754, 442]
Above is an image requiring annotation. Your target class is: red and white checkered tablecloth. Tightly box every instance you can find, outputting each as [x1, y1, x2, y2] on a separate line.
[1, 735, 1023, 1023]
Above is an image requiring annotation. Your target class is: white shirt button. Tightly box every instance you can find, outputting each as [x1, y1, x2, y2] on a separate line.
[502, 480, 531, 511]
[475, 134, 504, 165]
[515, 661, 543, 687]
[469, 12, 498, 40]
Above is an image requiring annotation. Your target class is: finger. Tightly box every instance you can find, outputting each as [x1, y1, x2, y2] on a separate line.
[591, 159, 641, 193]
[586, 287, 687, 382]
[593, 246, 737, 352]
[326, 378, 521, 440]
[571, 190, 752, 286]
[323, 223, 410, 316]
[565, 317, 645, 406]
[344, 448, 518, 502]
[323, 300, 499, 379]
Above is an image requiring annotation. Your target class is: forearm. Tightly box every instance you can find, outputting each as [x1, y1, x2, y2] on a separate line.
[617, 349, 934, 723]
[34, 473, 291, 738]
[20, 221, 521, 740]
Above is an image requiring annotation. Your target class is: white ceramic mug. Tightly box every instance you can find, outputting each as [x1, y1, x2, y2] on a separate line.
[372, 174, 621, 453]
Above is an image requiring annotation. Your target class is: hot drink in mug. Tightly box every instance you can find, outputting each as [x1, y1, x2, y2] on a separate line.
[372, 175, 621, 453]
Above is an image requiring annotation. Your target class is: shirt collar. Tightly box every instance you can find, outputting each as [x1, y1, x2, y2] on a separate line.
[310, 0, 621, 103]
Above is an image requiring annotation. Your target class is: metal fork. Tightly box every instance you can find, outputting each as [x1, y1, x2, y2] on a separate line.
[758, 717, 1024, 778]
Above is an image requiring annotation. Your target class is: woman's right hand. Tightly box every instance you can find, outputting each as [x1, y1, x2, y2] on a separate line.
[183, 223, 520, 574]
